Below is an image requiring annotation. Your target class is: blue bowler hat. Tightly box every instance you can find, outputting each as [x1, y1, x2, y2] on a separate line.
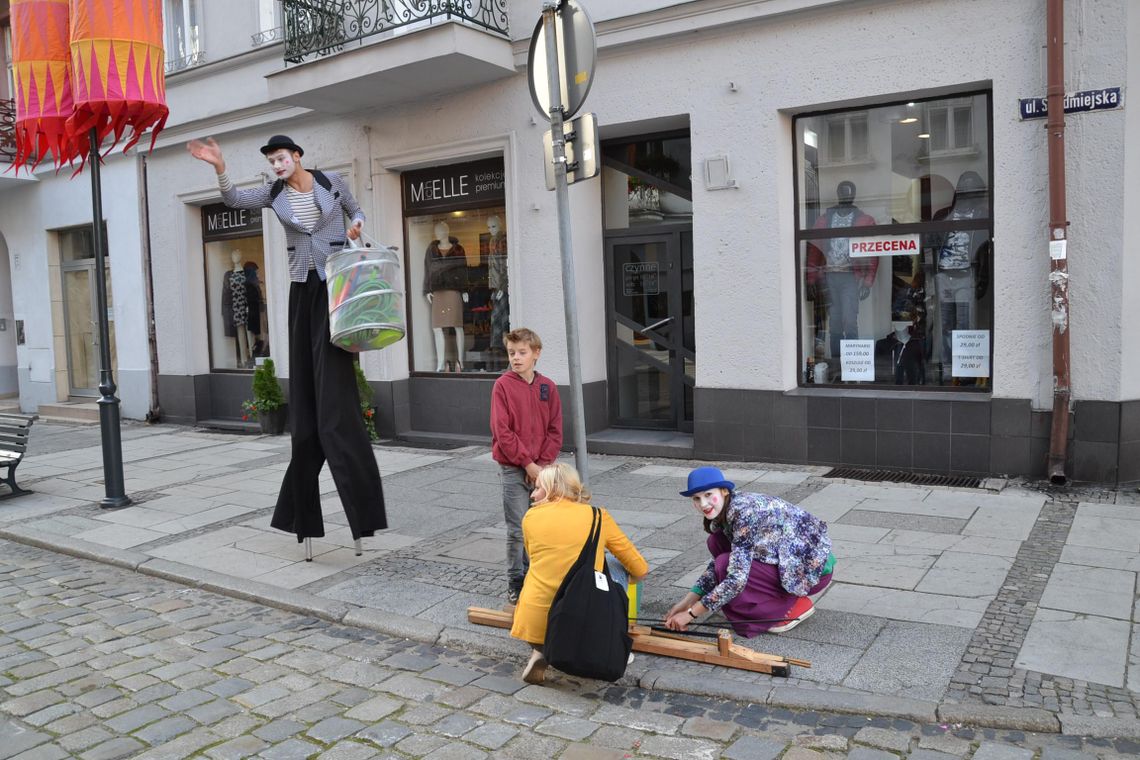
[680, 466, 736, 497]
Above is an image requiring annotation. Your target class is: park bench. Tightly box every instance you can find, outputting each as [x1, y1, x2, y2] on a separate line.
[0, 412, 37, 499]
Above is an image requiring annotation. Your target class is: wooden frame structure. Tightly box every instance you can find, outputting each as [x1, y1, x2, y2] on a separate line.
[466, 606, 809, 677]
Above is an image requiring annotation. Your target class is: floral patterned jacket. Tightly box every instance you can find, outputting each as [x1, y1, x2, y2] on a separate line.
[694, 491, 831, 612]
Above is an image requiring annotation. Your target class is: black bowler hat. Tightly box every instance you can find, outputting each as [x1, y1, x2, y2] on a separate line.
[260, 134, 304, 157]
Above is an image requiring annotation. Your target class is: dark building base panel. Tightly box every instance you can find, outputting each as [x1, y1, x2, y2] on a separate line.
[694, 389, 1139, 487]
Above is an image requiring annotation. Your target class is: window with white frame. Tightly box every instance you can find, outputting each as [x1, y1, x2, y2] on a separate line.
[2, 20, 13, 100]
[824, 112, 870, 164]
[925, 99, 975, 154]
[258, 0, 280, 31]
[163, 0, 202, 72]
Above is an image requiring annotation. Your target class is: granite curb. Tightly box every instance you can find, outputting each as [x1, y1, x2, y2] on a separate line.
[0, 524, 1110, 736]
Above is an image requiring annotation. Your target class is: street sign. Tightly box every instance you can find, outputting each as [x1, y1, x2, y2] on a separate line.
[543, 112, 599, 191]
[528, 0, 597, 120]
[1018, 86, 1121, 120]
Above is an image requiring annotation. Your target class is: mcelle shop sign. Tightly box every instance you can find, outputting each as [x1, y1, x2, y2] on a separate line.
[402, 157, 506, 214]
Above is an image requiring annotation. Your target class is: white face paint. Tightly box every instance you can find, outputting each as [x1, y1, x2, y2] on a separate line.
[266, 149, 297, 180]
[691, 489, 726, 520]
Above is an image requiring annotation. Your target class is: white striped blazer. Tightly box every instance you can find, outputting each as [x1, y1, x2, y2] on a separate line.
[221, 171, 364, 283]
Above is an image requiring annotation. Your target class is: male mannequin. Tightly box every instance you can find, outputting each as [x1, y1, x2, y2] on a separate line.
[805, 181, 879, 359]
[423, 220, 468, 371]
[485, 215, 509, 354]
[891, 320, 925, 385]
[933, 171, 989, 379]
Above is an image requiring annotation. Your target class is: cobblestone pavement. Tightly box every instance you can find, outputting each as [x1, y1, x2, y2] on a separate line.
[4, 541, 1139, 760]
[5, 422, 1140, 729]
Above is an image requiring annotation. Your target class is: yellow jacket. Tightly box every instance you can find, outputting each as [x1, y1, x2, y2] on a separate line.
[510, 499, 648, 645]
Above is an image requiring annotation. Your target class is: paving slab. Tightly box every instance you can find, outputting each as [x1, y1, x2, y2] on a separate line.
[841, 621, 972, 701]
[1038, 563, 1136, 620]
[915, 551, 1013, 597]
[1016, 608, 1131, 688]
[821, 584, 988, 628]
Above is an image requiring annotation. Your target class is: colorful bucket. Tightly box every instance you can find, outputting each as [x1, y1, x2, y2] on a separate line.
[326, 237, 405, 352]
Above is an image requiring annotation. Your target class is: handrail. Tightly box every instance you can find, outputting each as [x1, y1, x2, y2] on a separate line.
[282, 0, 509, 64]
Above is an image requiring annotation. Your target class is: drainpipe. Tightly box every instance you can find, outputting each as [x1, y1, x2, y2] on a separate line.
[1046, 0, 1070, 484]
[138, 153, 162, 423]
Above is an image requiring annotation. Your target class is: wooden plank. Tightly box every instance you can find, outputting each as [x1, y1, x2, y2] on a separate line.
[466, 607, 513, 629]
[468, 607, 808, 676]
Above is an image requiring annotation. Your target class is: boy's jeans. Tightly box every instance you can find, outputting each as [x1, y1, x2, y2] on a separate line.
[499, 464, 531, 592]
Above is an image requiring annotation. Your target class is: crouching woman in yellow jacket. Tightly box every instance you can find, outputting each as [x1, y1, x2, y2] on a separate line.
[510, 463, 648, 684]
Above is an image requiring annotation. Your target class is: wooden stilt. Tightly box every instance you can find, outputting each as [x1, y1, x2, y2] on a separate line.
[465, 606, 809, 676]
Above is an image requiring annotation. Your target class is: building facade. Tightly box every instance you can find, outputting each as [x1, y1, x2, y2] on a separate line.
[1, 0, 1137, 484]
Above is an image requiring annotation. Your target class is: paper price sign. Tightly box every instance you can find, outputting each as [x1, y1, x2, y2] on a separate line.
[952, 330, 990, 377]
[840, 339, 875, 381]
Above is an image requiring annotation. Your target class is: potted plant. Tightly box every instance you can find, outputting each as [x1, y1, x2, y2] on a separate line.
[243, 358, 287, 435]
[355, 362, 379, 442]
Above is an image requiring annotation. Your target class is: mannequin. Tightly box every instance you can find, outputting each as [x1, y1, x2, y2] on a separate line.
[805, 181, 879, 359]
[223, 250, 252, 367]
[934, 171, 989, 380]
[423, 220, 468, 372]
[891, 320, 925, 385]
[244, 261, 266, 356]
[486, 215, 509, 354]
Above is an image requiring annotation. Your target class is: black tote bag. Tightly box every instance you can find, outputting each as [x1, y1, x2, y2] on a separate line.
[543, 507, 632, 682]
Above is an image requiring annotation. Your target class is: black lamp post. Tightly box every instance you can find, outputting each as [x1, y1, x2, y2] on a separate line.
[88, 129, 130, 509]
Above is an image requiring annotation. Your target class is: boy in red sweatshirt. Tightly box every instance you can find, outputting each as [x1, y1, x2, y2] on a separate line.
[490, 328, 563, 604]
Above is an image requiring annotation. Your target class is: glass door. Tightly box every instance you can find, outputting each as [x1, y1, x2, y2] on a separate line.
[60, 226, 116, 397]
[605, 230, 694, 430]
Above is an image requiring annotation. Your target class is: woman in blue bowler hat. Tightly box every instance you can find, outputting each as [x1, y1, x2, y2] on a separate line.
[664, 467, 835, 637]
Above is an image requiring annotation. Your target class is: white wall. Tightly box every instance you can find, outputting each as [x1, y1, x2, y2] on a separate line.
[0, 155, 150, 417]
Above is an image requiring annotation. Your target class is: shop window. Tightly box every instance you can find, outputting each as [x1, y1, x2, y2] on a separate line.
[402, 157, 508, 374]
[201, 203, 269, 371]
[795, 92, 992, 389]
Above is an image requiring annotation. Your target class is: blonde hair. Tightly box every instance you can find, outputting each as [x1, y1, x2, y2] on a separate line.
[504, 327, 542, 351]
[533, 463, 590, 505]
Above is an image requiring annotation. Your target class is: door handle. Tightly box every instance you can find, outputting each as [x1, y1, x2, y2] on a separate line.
[642, 316, 673, 333]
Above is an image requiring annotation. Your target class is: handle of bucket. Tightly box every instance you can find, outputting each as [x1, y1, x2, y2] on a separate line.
[346, 231, 395, 251]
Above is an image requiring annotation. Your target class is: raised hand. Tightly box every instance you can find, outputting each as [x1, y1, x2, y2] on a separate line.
[187, 138, 226, 173]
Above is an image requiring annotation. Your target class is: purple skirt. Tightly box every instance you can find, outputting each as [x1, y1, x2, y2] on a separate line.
[706, 532, 832, 638]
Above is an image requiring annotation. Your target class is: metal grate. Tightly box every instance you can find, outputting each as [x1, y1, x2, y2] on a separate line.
[823, 467, 982, 489]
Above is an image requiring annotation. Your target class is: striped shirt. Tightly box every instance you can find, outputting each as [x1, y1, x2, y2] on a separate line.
[284, 186, 321, 272]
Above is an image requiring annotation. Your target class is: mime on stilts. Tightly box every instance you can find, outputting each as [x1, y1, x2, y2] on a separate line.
[188, 135, 387, 556]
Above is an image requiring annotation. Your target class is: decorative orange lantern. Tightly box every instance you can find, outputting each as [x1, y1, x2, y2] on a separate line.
[11, 0, 76, 169]
[68, 0, 168, 163]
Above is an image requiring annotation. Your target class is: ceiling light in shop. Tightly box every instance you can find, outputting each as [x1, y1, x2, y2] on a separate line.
[917, 133, 930, 139]
[899, 117, 918, 124]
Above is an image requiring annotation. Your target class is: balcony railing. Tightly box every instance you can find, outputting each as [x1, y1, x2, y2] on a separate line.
[165, 51, 207, 75]
[282, 0, 510, 64]
[1, 99, 15, 164]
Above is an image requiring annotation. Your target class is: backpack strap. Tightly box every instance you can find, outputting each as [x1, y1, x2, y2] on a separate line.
[268, 170, 333, 201]
[311, 169, 332, 192]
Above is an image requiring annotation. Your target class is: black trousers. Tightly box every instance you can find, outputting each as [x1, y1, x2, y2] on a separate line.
[271, 271, 387, 541]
